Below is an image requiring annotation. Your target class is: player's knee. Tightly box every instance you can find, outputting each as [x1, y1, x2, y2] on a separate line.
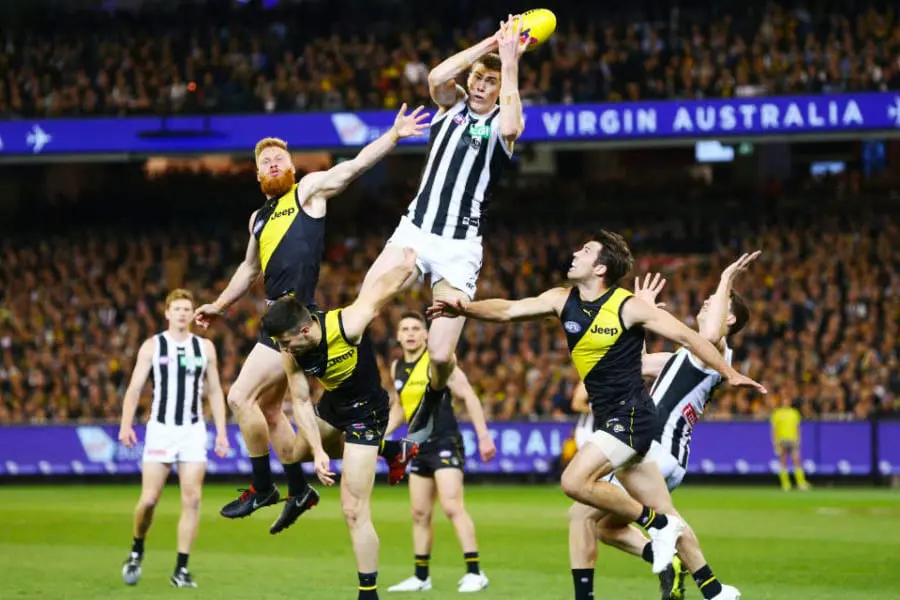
[181, 487, 202, 510]
[341, 497, 369, 528]
[426, 338, 453, 366]
[411, 505, 432, 526]
[567, 502, 594, 523]
[560, 468, 584, 500]
[139, 491, 162, 509]
[439, 497, 465, 521]
[226, 385, 252, 414]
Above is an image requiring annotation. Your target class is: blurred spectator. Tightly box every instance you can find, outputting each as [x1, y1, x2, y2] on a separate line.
[0, 166, 898, 425]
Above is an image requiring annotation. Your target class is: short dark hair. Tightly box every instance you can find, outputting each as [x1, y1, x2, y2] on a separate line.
[727, 290, 750, 336]
[398, 311, 426, 325]
[261, 297, 313, 338]
[594, 230, 633, 287]
[474, 53, 502, 73]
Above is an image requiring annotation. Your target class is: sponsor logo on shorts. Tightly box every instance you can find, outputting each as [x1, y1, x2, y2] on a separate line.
[682, 404, 699, 427]
[147, 448, 168, 457]
[351, 423, 366, 430]
[564, 321, 582, 334]
[439, 450, 452, 458]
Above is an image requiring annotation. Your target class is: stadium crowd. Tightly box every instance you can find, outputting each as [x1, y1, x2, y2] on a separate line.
[1, 1, 899, 117]
[0, 169, 897, 425]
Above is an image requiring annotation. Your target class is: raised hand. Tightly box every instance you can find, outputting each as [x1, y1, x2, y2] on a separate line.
[634, 272, 667, 308]
[392, 104, 430, 139]
[497, 14, 528, 63]
[721, 250, 762, 282]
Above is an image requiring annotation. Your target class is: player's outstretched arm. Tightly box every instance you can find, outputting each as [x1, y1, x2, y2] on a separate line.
[283, 352, 334, 486]
[622, 296, 767, 394]
[203, 339, 230, 458]
[497, 15, 527, 151]
[448, 367, 496, 462]
[340, 248, 419, 343]
[641, 353, 673, 379]
[303, 105, 429, 203]
[428, 30, 500, 108]
[118, 339, 154, 447]
[427, 287, 568, 323]
[194, 212, 262, 328]
[700, 251, 761, 347]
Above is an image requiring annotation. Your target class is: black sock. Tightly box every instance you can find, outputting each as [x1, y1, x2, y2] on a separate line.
[131, 537, 144, 557]
[283, 461, 310, 497]
[250, 454, 273, 492]
[380, 440, 401, 459]
[358, 571, 378, 600]
[641, 542, 653, 564]
[693, 565, 723, 599]
[464, 551, 480, 575]
[176, 552, 188, 571]
[635, 506, 668, 530]
[414, 554, 430, 580]
[572, 568, 595, 600]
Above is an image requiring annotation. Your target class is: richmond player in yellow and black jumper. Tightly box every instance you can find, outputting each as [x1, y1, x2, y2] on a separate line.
[384, 312, 496, 594]
[428, 231, 765, 600]
[262, 248, 421, 600]
[191, 106, 430, 526]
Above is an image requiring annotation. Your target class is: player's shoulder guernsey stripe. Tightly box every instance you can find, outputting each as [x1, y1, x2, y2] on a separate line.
[650, 345, 732, 469]
[252, 183, 325, 303]
[292, 309, 382, 405]
[406, 99, 513, 241]
[559, 286, 645, 411]
[394, 351, 460, 440]
[149, 332, 207, 426]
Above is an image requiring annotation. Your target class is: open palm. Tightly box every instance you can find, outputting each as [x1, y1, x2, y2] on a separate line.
[393, 103, 430, 138]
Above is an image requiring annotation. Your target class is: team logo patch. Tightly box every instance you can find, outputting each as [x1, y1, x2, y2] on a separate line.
[564, 321, 582, 334]
[468, 124, 491, 139]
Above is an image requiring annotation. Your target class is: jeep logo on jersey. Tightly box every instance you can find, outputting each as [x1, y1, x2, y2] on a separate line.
[590, 325, 619, 336]
[270, 207, 296, 220]
[326, 349, 354, 369]
[468, 124, 491, 138]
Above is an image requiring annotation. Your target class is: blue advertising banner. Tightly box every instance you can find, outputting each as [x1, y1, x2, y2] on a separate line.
[0, 420, 887, 478]
[1, 93, 899, 156]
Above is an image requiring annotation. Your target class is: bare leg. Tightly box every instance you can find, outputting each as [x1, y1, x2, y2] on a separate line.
[175, 462, 205, 556]
[427, 280, 469, 390]
[134, 462, 171, 541]
[341, 442, 381, 595]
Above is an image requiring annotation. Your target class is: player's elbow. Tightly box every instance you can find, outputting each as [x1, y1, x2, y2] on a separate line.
[500, 123, 521, 141]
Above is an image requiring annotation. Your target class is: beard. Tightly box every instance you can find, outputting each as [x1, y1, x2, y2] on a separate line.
[259, 170, 296, 198]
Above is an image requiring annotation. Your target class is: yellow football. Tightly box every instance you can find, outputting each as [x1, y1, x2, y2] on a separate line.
[515, 8, 557, 52]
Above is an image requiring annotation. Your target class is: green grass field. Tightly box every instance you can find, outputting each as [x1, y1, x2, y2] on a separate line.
[2, 483, 898, 599]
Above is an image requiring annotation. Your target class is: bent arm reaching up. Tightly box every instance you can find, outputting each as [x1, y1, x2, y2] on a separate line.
[302, 105, 429, 205]
[622, 297, 767, 394]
